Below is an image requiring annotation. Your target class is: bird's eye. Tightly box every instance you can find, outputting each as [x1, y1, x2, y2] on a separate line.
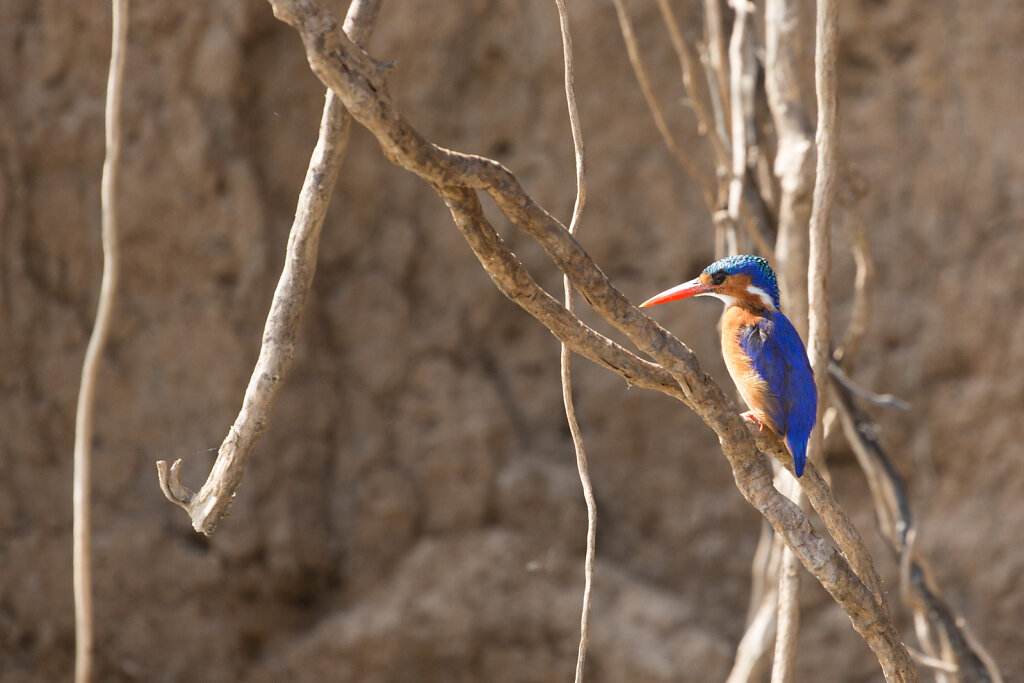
[711, 271, 728, 285]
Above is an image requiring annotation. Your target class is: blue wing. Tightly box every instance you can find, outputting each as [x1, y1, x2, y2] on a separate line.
[738, 311, 817, 476]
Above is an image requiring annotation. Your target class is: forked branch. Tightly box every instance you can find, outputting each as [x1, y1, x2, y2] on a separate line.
[156, 0, 382, 534]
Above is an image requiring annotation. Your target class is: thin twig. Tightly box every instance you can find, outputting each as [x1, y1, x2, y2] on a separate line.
[73, 1, 127, 680]
[656, 0, 728, 168]
[834, 201, 875, 363]
[611, 0, 718, 214]
[833, 381, 1001, 682]
[829, 360, 909, 410]
[765, 0, 815, 331]
[958, 618, 1004, 683]
[734, 533, 779, 679]
[771, 540, 802, 683]
[552, 2, 593, 681]
[745, 521, 778, 626]
[702, 0, 731, 134]
[906, 645, 960, 675]
[728, 543, 780, 683]
[268, 5, 916, 677]
[156, 0, 383, 534]
[726, 1, 757, 256]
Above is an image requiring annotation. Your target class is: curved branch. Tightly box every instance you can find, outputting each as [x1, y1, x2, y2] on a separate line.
[74, 1, 128, 680]
[834, 204, 875, 363]
[156, 0, 382, 534]
[656, 0, 728, 167]
[441, 188, 678, 398]
[611, 0, 717, 214]
[551, 2, 595, 680]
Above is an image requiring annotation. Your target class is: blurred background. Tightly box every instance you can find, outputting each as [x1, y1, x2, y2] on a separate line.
[1, 0, 1022, 680]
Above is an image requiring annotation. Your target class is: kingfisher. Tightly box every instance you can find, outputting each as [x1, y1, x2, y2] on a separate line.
[640, 255, 817, 476]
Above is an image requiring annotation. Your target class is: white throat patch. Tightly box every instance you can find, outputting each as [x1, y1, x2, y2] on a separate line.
[746, 285, 777, 310]
[705, 291, 738, 307]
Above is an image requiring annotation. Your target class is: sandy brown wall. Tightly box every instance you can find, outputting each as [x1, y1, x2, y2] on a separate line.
[1, 1, 1022, 680]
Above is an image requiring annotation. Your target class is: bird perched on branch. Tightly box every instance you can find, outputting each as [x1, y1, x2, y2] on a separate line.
[640, 255, 817, 476]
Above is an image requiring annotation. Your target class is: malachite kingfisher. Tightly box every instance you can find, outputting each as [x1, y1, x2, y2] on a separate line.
[640, 255, 817, 476]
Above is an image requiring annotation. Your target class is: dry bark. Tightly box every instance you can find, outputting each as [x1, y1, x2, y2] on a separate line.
[156, 0, 382, 534]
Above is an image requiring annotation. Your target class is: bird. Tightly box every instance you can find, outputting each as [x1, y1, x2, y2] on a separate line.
[640, 255, 817, 477]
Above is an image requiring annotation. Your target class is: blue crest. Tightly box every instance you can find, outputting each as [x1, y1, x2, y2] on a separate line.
[703, 255, 781, 310]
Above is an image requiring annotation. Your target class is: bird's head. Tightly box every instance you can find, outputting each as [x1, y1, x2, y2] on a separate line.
[640, 254, 781, 311]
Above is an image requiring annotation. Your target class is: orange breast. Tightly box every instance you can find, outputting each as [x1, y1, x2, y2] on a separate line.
[721, 307, 781, 434]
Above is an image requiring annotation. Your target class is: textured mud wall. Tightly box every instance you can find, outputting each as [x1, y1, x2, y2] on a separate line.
[1, 1, 1022, 681]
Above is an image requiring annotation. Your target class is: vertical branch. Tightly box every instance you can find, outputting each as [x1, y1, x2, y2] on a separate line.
[834, 206, 874, 363]
[771, 1, 841, 679]
[765, 0, 814, 335]
[73, 1, 127, 680]
[771, 539, 802, 683]
[725, 2, 756, 256]
[156, 0, 383, 533]
[761, 0, 817, 679]
[769, 2, 840, 678]
[611, 0, 718, 214]
[702, 0, 731, 135]
[807, 0, 838, 442]
[728, 529, 783, 683]
[552, 3, 593, 681]
[656, 0, 729, 170]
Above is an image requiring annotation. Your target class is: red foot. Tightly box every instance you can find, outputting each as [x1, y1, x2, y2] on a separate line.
[741, 411, 765, 431]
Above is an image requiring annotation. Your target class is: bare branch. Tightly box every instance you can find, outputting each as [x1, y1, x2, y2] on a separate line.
[701, 0, 731, 134]
[832, 382, 1002, 682]
[74, 0, 127, 679]
[829, 361, 909, 411]
[834, 196, 875, 363]
[611, 0, 718, 214]
[266, 3, 915, 677]
[771, 539, 802, 683]
[770, 3, 843, 676]
[807, 0, 839, 391]
[906, 642, 960, 675]
[156, 0, 383, 534]
[551, 3, 594, 680]
[728, 537, 780, 683]
[724, 41, 744, 256]
[725, 2, 756, 256]
[762, 2, 817, 671]
[805, 0, 846, 593]
[717, 3, 777, 259]
[556, 1, 585, 238]
[440, 188, 681, 398]
[765, 0, 815, 333]
[656, 0, 728, 168]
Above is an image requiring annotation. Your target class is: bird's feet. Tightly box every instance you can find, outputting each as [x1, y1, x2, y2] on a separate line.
[741, 411, 765, 431]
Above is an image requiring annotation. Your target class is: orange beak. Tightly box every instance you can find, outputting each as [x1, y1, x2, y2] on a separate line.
[639, 277, 710, 308]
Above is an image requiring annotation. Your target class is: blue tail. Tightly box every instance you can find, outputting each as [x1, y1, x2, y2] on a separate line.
[787, 433, 809, 477]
